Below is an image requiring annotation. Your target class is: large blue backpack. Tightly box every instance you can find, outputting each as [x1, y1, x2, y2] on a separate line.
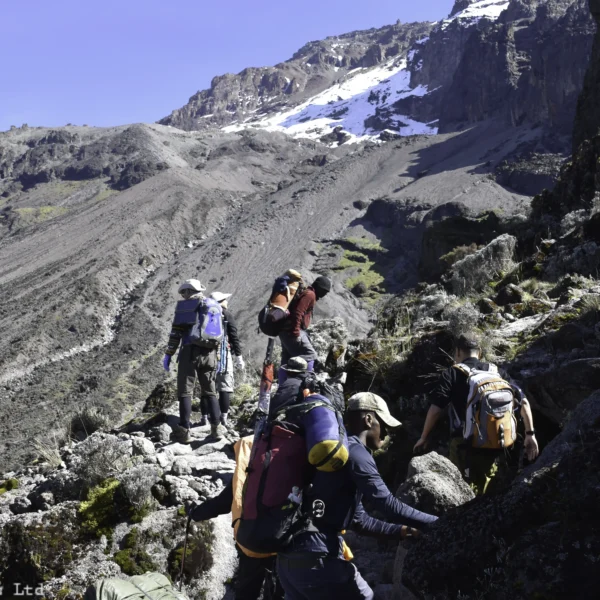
[173, 297, 224, 349]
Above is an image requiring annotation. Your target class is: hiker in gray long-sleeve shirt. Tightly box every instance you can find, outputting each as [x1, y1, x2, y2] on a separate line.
[278, 391, 437, 600]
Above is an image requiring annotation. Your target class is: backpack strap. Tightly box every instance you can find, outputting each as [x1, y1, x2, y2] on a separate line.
[453, 363, 471, 377]
[275, 399, 332, 421]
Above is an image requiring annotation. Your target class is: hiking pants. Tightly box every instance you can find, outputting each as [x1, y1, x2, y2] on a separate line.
[217, 348, 235, 393]
[236, 549, 284, 600]
[279, 330, 318, 365]
[177, 345, 218, 427]
[200, 395, 221, 425]
[277, 555, 373, 600]
[177, 345, 218, 398]
[449, 438, 507, 496]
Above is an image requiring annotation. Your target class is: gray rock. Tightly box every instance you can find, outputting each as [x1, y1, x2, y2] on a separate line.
[164, 474, 200, 504]
[449, 234, 517, 295]
[190, 513, 238, 600]
[156, 448, 175, 470]
[132, 437, 156, 456]
[29, 491, 55, 511]
[392, 544, 417, 600]
[396, 452, 474, 516]
[9, 496, 32, 515]
[495, 283, 524, 306]
[149, 423, 173, 443]
[308, 317, 349, 365]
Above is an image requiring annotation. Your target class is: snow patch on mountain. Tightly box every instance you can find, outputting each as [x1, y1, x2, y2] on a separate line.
[223, 58, 437, 145]
[441, 0, 509, 30]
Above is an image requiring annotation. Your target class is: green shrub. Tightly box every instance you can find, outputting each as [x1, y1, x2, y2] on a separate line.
[439, 243, 481, 271]
[112, 528, 158, 575]
[78, 478, 122, 538]
[0, 477, 19, 495]
[168, 522, 215, 583]
[232, 383, 256, 407]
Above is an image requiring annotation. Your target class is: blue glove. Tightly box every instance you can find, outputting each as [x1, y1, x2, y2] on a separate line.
[162, 354, 171, 372]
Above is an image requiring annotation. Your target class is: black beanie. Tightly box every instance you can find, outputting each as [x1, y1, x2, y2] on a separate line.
[312, 276, 332, 298]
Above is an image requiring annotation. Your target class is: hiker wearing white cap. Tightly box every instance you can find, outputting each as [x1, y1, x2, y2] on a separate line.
[163, 279, 223, 442]
[277, 391, 437, 599]
[207, 291, 245, 427]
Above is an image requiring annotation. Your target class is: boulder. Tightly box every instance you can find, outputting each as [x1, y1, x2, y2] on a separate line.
[9, 496, 32, 515]
[396, 452, 475, 516]
[495, 283, 524, 306]
[524, 358, 600, 425]
[149, 423, 173, 443]
[449, 234, 517, 295]
[308, 317, 349, 366]
[132, 437, 156, 457]
[164, 475, 200, 504]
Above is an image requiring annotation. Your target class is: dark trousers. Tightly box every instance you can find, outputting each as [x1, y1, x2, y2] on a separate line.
[199, 395, 221, 425]
[235, 549, 283, 600]
[277, 554, 373, 600]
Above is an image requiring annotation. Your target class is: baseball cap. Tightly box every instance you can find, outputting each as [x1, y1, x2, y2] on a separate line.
[347, 392, 401, 429]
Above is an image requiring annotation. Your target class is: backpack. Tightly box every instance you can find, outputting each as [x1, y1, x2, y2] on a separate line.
[188, 298, 224, 349]
[258, 270, 304, 336]
[452, 363, 518, 450]
[315, 380, 346, 414]
[235, 397, 347, 554]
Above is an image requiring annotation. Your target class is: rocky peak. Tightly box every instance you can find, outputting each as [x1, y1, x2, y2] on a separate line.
[160, 0, 594, 151]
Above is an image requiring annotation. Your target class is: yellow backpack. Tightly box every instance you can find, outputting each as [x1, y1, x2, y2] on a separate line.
[453, 364, 517, 450]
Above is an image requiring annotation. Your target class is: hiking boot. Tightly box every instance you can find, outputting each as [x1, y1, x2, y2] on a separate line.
[208, 424, 223, 441]
[173, 426, 190, 444]
[220, 413, 228, 427]
[199, 415, 208, 427]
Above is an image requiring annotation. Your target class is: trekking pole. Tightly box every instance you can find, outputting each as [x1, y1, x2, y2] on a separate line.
[179, 514, 192, 592]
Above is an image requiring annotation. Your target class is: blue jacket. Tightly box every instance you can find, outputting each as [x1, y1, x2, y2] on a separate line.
[284, 435, 438, 556]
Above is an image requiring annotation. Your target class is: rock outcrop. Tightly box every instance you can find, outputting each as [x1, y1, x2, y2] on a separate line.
[0, 402, 241, 599]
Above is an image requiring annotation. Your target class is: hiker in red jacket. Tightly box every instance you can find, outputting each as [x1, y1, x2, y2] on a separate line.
[278, 276, 331, 384]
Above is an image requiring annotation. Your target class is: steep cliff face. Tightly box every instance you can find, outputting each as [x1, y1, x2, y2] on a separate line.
[439, 0, 596, 134]
[573, 0, 600, 148]
[532, 0, 600, 220]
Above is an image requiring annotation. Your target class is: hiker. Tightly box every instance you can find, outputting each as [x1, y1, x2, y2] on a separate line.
[195, 291, 245, 428]
[162, 279, 223, 443]
[278, 275, 331, 383]
[276, 391, 438, 599]
[269, 356, 309, 417]
[413, 333, 539, 495]
[186, 437, 284, 600]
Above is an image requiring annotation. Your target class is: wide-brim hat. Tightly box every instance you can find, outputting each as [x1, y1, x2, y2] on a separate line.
[178, 279, 206, 293]
[210, 291, 232, 303]
[281, 357, 308, 373]
[347, 392, 401, 428]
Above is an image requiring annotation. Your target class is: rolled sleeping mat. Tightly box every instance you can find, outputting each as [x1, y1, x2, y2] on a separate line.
[269, 269, 303, 311]
[302, 405, 349, 472]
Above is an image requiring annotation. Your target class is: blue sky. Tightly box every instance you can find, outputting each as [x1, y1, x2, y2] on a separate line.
[0, 0, 453, 131]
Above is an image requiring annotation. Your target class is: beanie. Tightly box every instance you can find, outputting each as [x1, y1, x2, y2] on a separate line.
[312, 276, 332, 297]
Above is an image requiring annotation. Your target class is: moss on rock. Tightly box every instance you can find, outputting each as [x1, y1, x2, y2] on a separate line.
[112, 528, 158, 575]
[0, 477, 19, 495]
[78, 478, 122, 538]
[167, 522, 214, 583]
